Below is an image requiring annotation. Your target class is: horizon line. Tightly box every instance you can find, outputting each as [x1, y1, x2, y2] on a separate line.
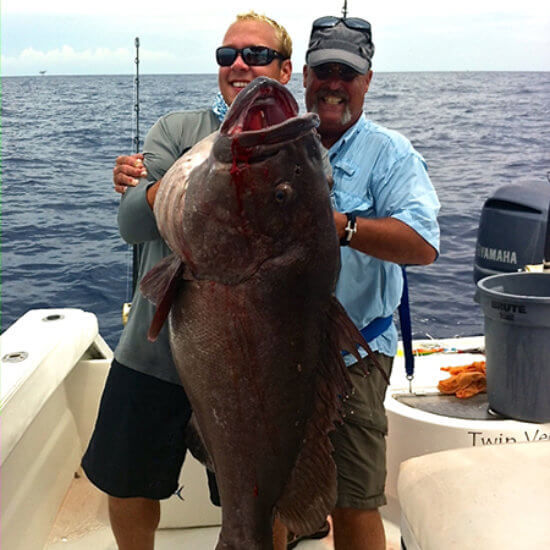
[3, 69, 550, 78]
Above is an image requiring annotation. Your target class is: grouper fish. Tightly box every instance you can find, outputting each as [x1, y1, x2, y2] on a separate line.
[140, 77, 374, 549]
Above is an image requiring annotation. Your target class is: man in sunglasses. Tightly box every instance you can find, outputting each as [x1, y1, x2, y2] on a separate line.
[299, 15, 440, 550]
[86, 12, 293, 550]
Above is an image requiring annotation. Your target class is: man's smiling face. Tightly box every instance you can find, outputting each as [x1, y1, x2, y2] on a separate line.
[303, 62, 372, 146]
[218, 20, 292, 106]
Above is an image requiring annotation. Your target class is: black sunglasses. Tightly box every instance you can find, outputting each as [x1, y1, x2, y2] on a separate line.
[216, 46, 287, 67]
[312, 63, 360, 82]
[312, 16, 372, 41]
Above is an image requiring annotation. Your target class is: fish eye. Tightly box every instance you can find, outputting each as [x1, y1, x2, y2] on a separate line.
[274, 183, 293, 204]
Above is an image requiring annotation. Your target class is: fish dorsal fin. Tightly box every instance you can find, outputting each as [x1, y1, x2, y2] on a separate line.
[140, 253, 188, 341]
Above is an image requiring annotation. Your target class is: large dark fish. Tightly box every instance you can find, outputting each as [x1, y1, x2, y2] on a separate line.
[141, 77, 372, 549]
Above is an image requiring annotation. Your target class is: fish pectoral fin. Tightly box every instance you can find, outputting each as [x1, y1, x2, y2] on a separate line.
[140, 253, 188, 341]
[140, 253, 188, 305]
[329, 296, 388, 384]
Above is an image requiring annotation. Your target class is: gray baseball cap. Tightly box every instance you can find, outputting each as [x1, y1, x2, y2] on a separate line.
[306, 17, 375, 74]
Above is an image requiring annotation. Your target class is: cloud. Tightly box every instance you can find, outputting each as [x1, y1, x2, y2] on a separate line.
[2, 5, 549, 74]
[1, 45, 179, 75]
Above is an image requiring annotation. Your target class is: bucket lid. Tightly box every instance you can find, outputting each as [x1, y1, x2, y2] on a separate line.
[477, 272, 550, 303]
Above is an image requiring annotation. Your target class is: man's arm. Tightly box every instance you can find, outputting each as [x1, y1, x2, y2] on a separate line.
[333, 212, 437, 265]
[118, 179, 161, 244]
[115, 113, 188, 243]
[113, 112, 184, 196]
[145, 181, 161, 208]
[332, 141, 440, 266]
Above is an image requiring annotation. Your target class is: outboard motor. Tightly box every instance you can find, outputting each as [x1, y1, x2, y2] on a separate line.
[474, 181, 550, 283]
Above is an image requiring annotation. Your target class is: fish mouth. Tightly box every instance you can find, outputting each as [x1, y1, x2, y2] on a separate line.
[221, 76, 299, 135]
[218, 77, 319, 154]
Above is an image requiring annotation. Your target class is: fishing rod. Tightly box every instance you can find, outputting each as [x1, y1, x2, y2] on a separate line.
[133, 37, 140, 155]
[132, 37, 142, 295]
[123, 37, 141, 325]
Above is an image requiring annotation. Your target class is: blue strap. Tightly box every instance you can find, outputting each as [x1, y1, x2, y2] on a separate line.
[342, 315, 393, 357]
[360, 315, 393, 342]
[398, 266, 415, 378]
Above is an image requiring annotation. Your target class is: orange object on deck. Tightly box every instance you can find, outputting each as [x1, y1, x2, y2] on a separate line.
[438, 361, 487, 399]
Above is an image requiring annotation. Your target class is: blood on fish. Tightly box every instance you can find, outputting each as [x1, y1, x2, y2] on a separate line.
[230, 138, 255, 219]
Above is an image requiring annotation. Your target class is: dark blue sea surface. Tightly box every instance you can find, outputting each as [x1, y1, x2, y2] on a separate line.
[2, 72, 549, 349]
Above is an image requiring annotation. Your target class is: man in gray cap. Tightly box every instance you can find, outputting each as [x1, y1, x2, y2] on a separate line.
[300, 15, 440, 550]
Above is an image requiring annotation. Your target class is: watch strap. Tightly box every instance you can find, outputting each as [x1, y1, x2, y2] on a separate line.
[340, 212, 357, 246]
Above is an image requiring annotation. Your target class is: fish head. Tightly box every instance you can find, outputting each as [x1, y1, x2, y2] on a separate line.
[168, 77, 338, 284]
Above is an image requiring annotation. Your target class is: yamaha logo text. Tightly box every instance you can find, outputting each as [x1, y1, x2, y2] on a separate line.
[477, 245, 518, 265]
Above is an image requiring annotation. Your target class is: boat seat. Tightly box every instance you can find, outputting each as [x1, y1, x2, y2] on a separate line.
[397, 440, 550, 550]
[0, 308, 99, 466]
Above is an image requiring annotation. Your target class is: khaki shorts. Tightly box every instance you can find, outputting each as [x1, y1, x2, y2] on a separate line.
[330, 353, 394, 510]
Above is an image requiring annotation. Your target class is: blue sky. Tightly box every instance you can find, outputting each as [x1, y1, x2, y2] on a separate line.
[2, 0, 549, 76]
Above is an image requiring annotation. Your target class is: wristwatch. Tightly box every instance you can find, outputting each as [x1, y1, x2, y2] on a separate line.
[340, 212, 357, 246]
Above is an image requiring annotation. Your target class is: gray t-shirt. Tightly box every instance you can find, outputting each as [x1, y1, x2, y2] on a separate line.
[115, 108, 220, 384]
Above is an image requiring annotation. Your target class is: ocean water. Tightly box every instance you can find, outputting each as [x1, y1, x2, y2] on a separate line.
[2, 72, 549, 349]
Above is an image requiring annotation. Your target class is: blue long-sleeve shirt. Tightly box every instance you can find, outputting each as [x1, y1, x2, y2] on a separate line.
[329, 115, 440, 363]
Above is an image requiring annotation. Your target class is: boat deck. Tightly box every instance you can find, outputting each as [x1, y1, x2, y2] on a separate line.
[45, 474, 401, 549]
